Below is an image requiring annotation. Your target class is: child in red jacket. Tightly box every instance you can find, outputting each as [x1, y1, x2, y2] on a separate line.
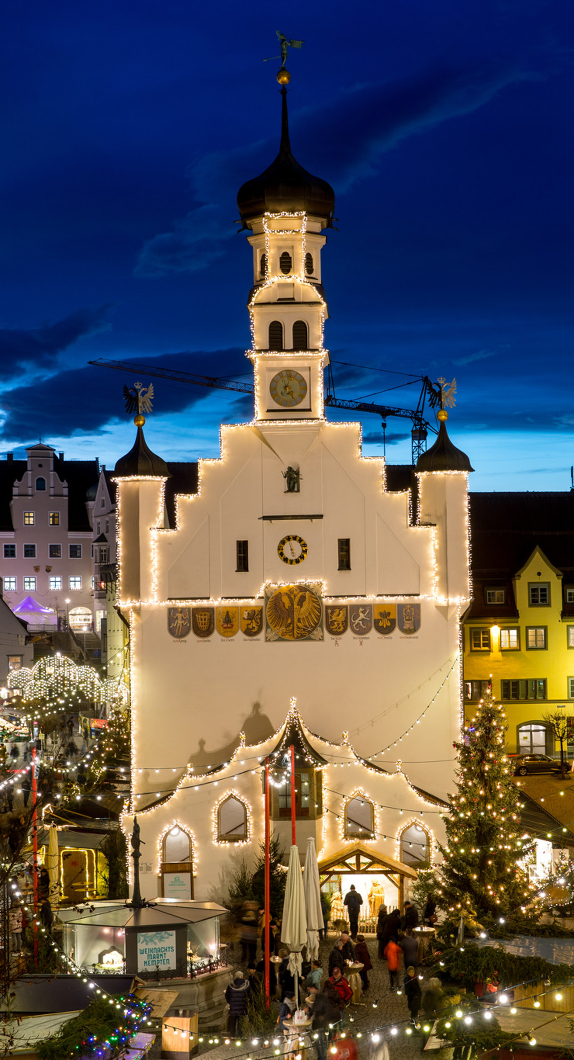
[384, 938, 401, 989]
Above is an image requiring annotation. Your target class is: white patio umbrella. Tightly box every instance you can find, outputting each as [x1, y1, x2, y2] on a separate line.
[47, 826, 60, 910]
[303, 836, 323, 961]
[281, 844, 307, 1005]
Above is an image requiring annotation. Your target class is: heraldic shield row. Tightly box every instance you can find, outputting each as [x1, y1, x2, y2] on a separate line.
[167, 584, 421, 643]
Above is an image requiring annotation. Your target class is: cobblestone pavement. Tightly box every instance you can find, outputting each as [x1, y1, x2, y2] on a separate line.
[148, 931, 434, 1060]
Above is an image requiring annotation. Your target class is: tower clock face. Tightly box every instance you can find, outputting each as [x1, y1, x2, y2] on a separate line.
[269, 369, 308, 408]
[278, 534, 308, 564]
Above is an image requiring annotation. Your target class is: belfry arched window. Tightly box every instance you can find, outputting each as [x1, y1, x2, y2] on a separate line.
[35, 477, 46, 491]
[160, 823, 194, 898]
[305, 252, 314, 276]
[400, 823, 429, 866]
[279, 251, 292, 274]
[217, 795, 248, 842]
[260, 253, 267, 279]
[292, 320, 308, 351]
[268, 321, 283, 350]
[345, 795, 374, 839]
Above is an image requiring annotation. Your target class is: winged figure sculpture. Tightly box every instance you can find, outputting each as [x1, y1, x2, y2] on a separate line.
[123, 381, 155, 417]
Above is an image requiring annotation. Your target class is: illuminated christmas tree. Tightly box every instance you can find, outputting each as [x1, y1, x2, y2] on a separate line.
[435, 689, 536, 923]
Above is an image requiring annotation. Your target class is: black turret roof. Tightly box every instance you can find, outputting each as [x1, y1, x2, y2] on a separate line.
[416, 420, 473, 473]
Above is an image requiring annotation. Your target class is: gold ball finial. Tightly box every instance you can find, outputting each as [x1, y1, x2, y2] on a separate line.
[277, 68, 291, 85]
[134, 414, 145, 427]
[437, 409, 449, 422]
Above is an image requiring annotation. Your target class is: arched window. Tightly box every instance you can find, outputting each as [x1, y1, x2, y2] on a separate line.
[305, 252, 314, 276]
[163, 825, 191, 863]
[279, 251, 292, 275]
[260, 253, 267, 279]
[292, 320, 308, 351]
[518, 723, 547, 754]
[345, 795, 374, 839]
[400, 823, 428, 866]
[268, 321, 283, 350]
[68, 607, 93, 632]
[35, 477, 46, 491]
[218, 795, 248, 842]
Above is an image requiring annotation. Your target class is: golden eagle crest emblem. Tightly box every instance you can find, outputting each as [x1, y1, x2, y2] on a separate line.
[265, 584, 323, 642]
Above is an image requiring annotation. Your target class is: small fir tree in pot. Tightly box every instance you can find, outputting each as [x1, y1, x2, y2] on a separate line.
[435, 689, 537, 926]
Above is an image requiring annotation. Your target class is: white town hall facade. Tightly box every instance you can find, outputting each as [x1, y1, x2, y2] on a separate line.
[118, 83, 473, 909]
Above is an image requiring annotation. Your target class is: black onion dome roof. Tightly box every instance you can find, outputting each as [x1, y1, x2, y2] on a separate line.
[114, 424, 170, 478]
[416, 419, 474, 473]
[237, 88, 335, 225]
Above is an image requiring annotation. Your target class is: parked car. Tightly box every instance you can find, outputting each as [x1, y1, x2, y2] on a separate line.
[508, 753, 570, 776]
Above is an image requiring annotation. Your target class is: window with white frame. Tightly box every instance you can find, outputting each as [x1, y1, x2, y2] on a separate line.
[568, 626, 574, 649]
[49, 576, 62, 590]
[565, 588, 574, 604]
[23, 577, 36, 591]
[49, 544, 61, 558]
[217, 796, 248, 842]
[3, 544, 15, 558]
[526, 626, 547, 650]
[345, 795, 374, 839]
[486, 588, 506, 605]
[464, 679, 491, 701]
[3, 577, 16, 591]
[529, 583, 550, 606]
[401, 823, 429, 866]
[49, 512, 59, 526]
[23, 544, 36, 558]
[569, 677, 574, 699]
[68, 576, 81, 590]
[500, 627, 519, 650]
[69, 544, 82, 558]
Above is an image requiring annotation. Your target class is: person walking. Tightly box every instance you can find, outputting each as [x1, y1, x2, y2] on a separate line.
[353, 934, 372, 991]
[384, 937, 401, 990]
[225, 970, 251, 1035]
[343, 884, 362, 940]
[403, 901, 419, 930]
[376, 904, 388, 958]
[312, 983, 343, 1060]
[9, 744, 19, 763]
[21, 772, 32, 808]
[326, 966, 352, 1022]
[399, 927, 419, 969]
[404, 966, 422, 1025]
[379, 908, 400, 954]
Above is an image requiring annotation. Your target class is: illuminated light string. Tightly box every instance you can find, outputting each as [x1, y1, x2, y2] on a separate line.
[348, 654, 459, 743]
[368, 654, 460, 758]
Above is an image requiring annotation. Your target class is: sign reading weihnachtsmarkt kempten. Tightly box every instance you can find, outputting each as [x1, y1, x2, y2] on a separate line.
[137, 929, 177, 972]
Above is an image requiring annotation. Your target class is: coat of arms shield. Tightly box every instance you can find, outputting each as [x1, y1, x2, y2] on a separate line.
[241, 606, 263, 637]
[325, 604, 348, 636]
[192, 607, 214, 638]
[373, 604, 396, 635]
[349, 604, 372, 636]
[397, 603, 421, 635]
[216, 606, 239, 638]
[167, 607, 191, 639]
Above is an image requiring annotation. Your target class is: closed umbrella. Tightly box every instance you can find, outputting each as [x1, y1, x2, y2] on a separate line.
[47, 826, 60, 910]
[303, 836, 323, 961]
[281, 845, 307, 1005]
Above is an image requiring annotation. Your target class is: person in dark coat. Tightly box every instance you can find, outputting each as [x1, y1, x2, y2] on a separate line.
[320, 895, 329, 939]
[39, 867, 50, 900]
[278, 950, 295, 999]
[338, 932, 355, 963]
[399, 927, 419, 969]
[328, 939, 347, 976]
[403, 901, 419, 930]
[379, 909, 400, 953]
[353, 934, 372, 990]
[376, 904, 388, 958]
[343, 884, 362, 939]
[424, 895, 437, 925]
[21, 772, 32, 808]
[40, 899, 53, 935]
[312, 983, 341, 1060]
[225, 971, 251, 1035]
[278, 992, 296, 1032]
[9, 744, 19, 762]
[404, 966, 422, 1024]
[255, 956, 277, 996]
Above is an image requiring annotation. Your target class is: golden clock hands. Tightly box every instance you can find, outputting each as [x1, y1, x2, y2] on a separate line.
[289, 540, 296, 557]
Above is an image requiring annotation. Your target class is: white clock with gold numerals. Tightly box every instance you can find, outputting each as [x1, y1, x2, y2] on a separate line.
[269, 369, 308, 408]
[278, 534, 308, 565]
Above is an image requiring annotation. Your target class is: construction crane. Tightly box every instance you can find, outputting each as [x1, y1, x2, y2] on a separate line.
[89, 357, 439, 463]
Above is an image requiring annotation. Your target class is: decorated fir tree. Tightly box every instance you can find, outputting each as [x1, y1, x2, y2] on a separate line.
[435, 689, 536, 924]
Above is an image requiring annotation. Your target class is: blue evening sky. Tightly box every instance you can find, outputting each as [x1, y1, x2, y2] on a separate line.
[1, 0, 573, 490]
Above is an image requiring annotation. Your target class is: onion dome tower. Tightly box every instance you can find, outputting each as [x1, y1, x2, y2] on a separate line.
[416, 409, 474, 473]
[114, 415, 170, 478]
[238, 69, 335, 422]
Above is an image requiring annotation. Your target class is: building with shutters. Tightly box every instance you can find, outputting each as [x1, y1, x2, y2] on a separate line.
[116, 79, 473, 902]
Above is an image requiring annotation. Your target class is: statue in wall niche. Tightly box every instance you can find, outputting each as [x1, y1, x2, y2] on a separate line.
[283, 466, 300, 493]
[368, 881, 385, 917]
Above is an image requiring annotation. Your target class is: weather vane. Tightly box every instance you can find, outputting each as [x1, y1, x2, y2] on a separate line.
[264, 31, 304, 83]
[123, 380, 155, 425]
[437, 377, 457, 410]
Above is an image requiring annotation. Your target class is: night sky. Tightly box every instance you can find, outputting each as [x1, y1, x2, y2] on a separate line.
[1, 1, 573, 490]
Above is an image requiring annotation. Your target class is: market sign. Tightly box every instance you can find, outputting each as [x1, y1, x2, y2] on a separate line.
[136, 929, 176, 972]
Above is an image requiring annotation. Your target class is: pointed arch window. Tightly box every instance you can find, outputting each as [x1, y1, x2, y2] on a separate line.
[400, 823, 429, 866]
[268, 321, 283, 351]
[160, 823, 194, 898]
[260, 253, 267, 279]
[279, 251, 292, 275]
[292, 320, 308, 351]
[305, 252, 314, 276]
[217, 795, 248, 842]
[345, 795, 374, 839]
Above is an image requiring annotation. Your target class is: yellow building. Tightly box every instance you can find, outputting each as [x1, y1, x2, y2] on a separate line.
[464, 492, 574, 757]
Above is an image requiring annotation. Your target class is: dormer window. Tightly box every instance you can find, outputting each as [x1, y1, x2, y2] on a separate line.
[260, 252, 267, 279]
[279, 251, 292, 274]
[485, 588, 505, 605]
[305, 252, 314, 276]
[292, 320, 308, 350]
[35, 477, 46, 491]
[268, 321, 283, 350]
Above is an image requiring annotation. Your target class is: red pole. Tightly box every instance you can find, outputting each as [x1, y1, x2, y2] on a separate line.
[264, 758, 270, 1010]
[32, 733, 38, 968]
[290, 744, 296, 846]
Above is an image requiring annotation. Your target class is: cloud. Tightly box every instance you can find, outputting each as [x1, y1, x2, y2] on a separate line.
[362, 430, 410, 446]
[453, 347, 501, 366]
[0, 348, 248, 442]
[0, 307, 110, 382]
[135, 58, 543, 275]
